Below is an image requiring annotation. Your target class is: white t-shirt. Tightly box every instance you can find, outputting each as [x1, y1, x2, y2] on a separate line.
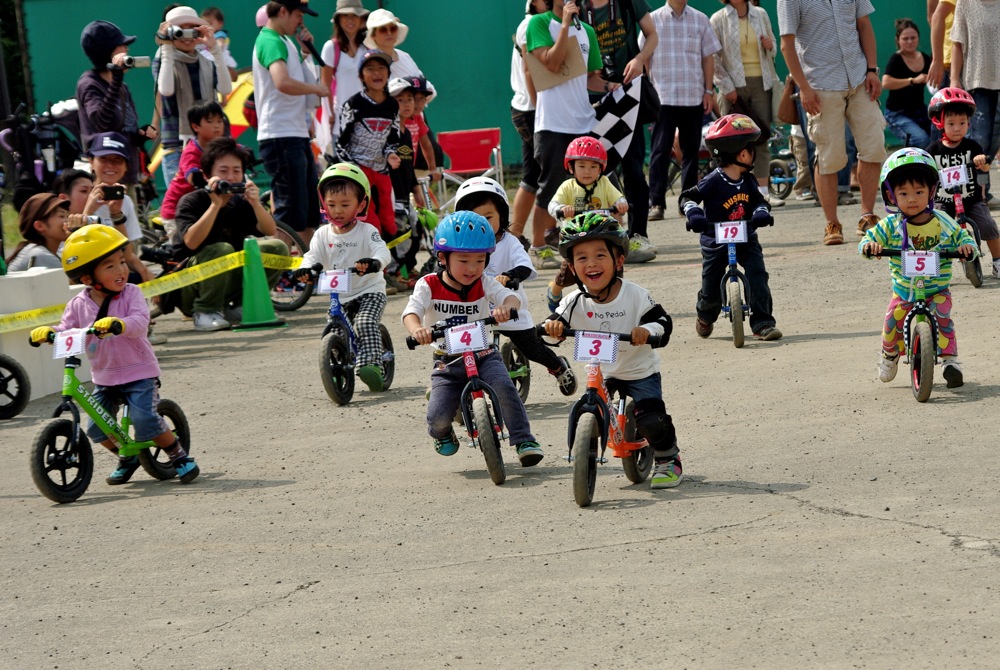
[556, 279, 664, 381]
[95, 195, 142, 242]
[485, 232, 538, 329]
[299, 221, 391, 302]
[321, 40, 365, 138]
[527, 14, 600, 135]
[510, 16, 534, 112]
[402, 274, 517, 351]
[253, 28, 313, 141]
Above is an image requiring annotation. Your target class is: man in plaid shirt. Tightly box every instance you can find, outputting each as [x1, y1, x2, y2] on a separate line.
[641, 0, 720, 221]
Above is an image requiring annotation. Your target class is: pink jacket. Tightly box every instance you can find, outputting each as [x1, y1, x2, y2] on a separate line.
[57, 284, 160, 386]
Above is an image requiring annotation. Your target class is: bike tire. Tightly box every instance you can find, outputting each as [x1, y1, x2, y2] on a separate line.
[500, 340, 531, 403]
[379, 325, 395, 390]
[138, 398, 191, 480]
[270, 221, 314, 312]
[728, 280, 745, 349]
[620, 400, 652, 484]
[911, 321, 935, 403]
[768, 159, 793, 200]
[472, 397, 506, 486]
[572, 413, 599, 507]
[0, 353, 31, 420]
[320, 330, 355, 405]
[30, 419, 93, 504]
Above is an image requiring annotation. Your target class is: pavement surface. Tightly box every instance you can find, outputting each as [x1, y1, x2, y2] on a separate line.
[3, 194, 1000, 669]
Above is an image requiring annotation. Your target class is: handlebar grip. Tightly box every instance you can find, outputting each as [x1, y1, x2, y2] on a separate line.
[109, 321, 124, 336]
[406, 336, 419, 350]
[505, 278, 520, 291]
[865, 248, 971, 260]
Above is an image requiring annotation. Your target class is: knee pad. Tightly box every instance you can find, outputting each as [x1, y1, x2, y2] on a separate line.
[633, 398, 675, 447]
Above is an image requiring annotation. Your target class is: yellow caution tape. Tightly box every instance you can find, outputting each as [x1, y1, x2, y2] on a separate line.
[260, 253, 304, 271]
[0, 304, 67, 334]
[385, 229, 412, 251]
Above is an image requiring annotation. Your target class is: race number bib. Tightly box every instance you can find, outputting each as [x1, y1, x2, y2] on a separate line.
[715, 221, 747, 244]
[939, 165, 969, 189]
[573, 331, 619, 363]
[53, 328, 86, 359]
[315, 270, 352, 295]
[903, 251, 940, 278]
[444, 322, 488, 354]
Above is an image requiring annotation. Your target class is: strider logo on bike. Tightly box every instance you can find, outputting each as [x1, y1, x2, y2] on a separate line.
[78, 384, 129, 445]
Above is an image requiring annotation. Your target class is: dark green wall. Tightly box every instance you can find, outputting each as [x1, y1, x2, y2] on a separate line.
[24, 0, 929, 166]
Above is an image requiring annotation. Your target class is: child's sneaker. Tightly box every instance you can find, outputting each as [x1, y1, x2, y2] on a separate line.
[754, 326, 782, 341]
[358, 365, 384, 392]
[106, 456, 140, 485]
[434, 430, 460, 456]
[942, 357, 964, 388]
[992, 259, 1000, 279]
[651, 458, 683, 489]
[516, 441, 544, 467]
[530, 246, 560, 270]
[551, 356, 578, 396]
[695, 317, 713, 338]
[878, 352, 899, 382]
[172, 456, 200, 484]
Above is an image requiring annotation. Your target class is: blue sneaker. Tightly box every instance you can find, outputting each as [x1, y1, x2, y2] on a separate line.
[434, 430, 459, 456]
[106, 456, 140, 485]
[173, 456, 200, 484]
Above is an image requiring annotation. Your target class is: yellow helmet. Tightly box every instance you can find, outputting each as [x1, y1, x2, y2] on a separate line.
[62, 224, 129, 282]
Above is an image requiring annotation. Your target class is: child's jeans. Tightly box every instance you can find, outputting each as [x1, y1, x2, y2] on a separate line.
[85, 378, 168, 443]
[882, 290, 957, 358]
[426, 350, 535, 445]
[696, 237, 776, 334]
[605, 373, 679, 460]
[358, 166, 397, 238]
[343, 292, 387, 369]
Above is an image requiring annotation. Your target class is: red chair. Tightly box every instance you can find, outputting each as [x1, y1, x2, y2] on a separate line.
[435, 128, 504, 211]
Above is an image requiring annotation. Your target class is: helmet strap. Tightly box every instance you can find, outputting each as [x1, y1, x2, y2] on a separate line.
[734, 145, 756, 172]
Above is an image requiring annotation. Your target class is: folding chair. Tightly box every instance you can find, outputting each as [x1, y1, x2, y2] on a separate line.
[435, 128, 504, 212]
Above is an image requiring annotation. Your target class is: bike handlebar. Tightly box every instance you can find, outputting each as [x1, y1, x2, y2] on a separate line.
[863, 248, 972, 260]
[405, 311, 518, 350]
[28, 322, 124, 347]
[534, 325, 662, 349]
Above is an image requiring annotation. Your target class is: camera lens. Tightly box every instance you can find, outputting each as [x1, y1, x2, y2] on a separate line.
[85, 215, 101, 224]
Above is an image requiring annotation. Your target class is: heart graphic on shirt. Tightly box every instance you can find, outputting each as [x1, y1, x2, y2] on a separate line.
[329, 243, 334, 248]
[587, 312, 594, 318]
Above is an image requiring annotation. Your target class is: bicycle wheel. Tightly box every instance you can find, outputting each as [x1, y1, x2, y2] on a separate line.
[572, 413, 599, 507]
[138, 398, 191, 480]
[270, 221, 314, 312]
[379, 325, 395, 390]
[500, 340, 531, 403]
[620, 400, 652, 484]
[30, 419, 93, 503]
[727, 280, 745, 349]
[320, 329, 355, 405]
[472, 397, 506, 486]
[768, 159, 793, 200]
[911, 321, 935, 403]
[962, 219, 984, 288]
[0, 353, 30, 420]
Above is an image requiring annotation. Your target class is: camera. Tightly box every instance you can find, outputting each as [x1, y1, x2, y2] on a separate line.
[122, 55, 151, 69]
[601, 54, 623, 85]
[101, 185, 125, 201]
[85, 215, 101, 224]
[214, 180, 245, 195]
[166, 26, 199, 40]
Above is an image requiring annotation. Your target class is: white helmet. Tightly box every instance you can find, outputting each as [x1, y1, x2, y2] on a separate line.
[455, 177, 510, 230]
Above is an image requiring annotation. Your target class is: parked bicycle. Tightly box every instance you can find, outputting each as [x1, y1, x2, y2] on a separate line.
[0, 353, 31, 420]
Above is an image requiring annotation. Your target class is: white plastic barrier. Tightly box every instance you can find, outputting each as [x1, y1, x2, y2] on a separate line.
[0, 267, 90, 400]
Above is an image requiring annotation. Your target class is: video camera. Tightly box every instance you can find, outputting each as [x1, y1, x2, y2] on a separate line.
[165, 26, 199, 40]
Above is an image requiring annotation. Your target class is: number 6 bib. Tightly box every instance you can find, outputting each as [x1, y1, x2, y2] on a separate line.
[573, 331, 619, 363]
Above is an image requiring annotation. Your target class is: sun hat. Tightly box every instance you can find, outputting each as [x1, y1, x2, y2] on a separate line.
[19, 194, 70, 237]
[333, 0, 369, 20]
[363, 9, 408, 49]
[165, 6, 207, 26]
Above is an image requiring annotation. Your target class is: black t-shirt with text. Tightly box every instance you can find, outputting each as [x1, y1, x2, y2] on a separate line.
[926, 137, 985, 210]
[175, 190, 264, 254]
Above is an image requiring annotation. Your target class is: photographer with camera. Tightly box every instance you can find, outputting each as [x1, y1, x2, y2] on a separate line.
[153, 6, 233, 187]
[76, 20, 158, 187]
[174, 138, 289, 332]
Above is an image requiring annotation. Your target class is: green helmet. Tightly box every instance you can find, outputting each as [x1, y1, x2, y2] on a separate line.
[558, 211, 629, 260]
[318, 162, 371, 202]
[879, 148, 940, 210]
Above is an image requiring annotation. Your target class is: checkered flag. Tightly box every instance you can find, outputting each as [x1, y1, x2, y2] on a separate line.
[592, 75, 645, 166]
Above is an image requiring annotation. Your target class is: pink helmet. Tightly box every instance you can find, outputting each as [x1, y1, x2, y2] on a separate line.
[563, 136, 608, 172]
[255, 4, 268, 29]
[928, 87, 976, 130]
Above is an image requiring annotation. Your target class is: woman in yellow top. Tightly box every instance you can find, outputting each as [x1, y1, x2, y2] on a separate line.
[709, 0, 783, 207]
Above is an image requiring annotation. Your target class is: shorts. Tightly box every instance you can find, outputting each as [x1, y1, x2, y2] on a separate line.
[966, 200, 999, 241]
[511, 107, 540, 193]
[533, 130, 576, 209]
[807, 84, 887, 174]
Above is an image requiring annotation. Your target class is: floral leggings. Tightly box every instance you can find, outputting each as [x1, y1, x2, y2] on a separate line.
[882, 290, 957, 358]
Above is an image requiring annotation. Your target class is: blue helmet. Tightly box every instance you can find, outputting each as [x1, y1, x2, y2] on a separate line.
[433, 211, 496, 253]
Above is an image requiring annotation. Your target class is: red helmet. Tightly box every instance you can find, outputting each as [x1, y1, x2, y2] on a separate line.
[705, 114, 761, 158]
[564, 136, 608, 172]
[928, 87, 976, 129]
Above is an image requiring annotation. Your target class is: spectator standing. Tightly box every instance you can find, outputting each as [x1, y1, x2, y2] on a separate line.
[643, 0, 720, 221]
[76, 20, 158, 186]
[778, 0, 887, 246]
[581, 0, 660, 260]
[950, 0, 1000, 161]
[320, 0, 369, 145]
[253, 0, 327, 247]
[882, 18, 932, 149]
[153, 6, 232, 187]
[710, 0, 785, 207]
[927, 0, 956, 91]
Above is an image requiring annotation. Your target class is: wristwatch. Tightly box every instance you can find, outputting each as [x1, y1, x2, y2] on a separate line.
[866, 67, 880, 76]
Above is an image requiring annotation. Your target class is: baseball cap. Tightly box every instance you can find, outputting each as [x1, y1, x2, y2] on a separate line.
[272, 0, 319, 17]
[19, 193, 70, 235]
[86, 132, 130, 160]
[358, 49, 392, 74]
[80, 20, 136, 69]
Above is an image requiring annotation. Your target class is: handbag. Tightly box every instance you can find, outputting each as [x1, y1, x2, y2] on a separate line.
[770, 78, 785, 125]
[776, 76, 800, 126]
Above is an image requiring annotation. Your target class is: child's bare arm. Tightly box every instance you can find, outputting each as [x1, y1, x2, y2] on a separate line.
[973, 154, 989, 171]
[403, 313, 432, 345]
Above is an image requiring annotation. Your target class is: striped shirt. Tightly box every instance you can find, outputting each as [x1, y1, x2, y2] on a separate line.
[777, 0, 875, 92]
[641, 4, 720, 107]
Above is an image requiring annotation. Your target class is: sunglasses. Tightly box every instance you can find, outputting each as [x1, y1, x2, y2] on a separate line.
[377, 24, 398, 33]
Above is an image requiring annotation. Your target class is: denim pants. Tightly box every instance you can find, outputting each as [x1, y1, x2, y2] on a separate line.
[969, 88, 1000, 158]
[161, 148, 180, 190]
[696, 237, 775, 334]
[885, 108, 931, 150]
[86, 377, 168, 443]
[604, 372, 678, 459]
[259, 136, 320, 233]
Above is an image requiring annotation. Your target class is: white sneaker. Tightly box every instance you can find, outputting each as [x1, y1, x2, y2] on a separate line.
[795, 191, 815, 201]
[193, 312, 231, 332]
[941, 357, 964, 388]
[766, 194, 786, 208]
[626, 234, 656, 264]
[992, 259, 1000, 279]
[529, 246, 561, 270]
[878, 352, 899, 383]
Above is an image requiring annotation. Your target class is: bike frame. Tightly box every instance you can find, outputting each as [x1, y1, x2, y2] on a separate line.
[720, 240, 750, 321]
[567, 359, 647, 462]
[456, 350, 507, 445]
[322, 292, 360, 361]
[900, 276, 939, 368]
